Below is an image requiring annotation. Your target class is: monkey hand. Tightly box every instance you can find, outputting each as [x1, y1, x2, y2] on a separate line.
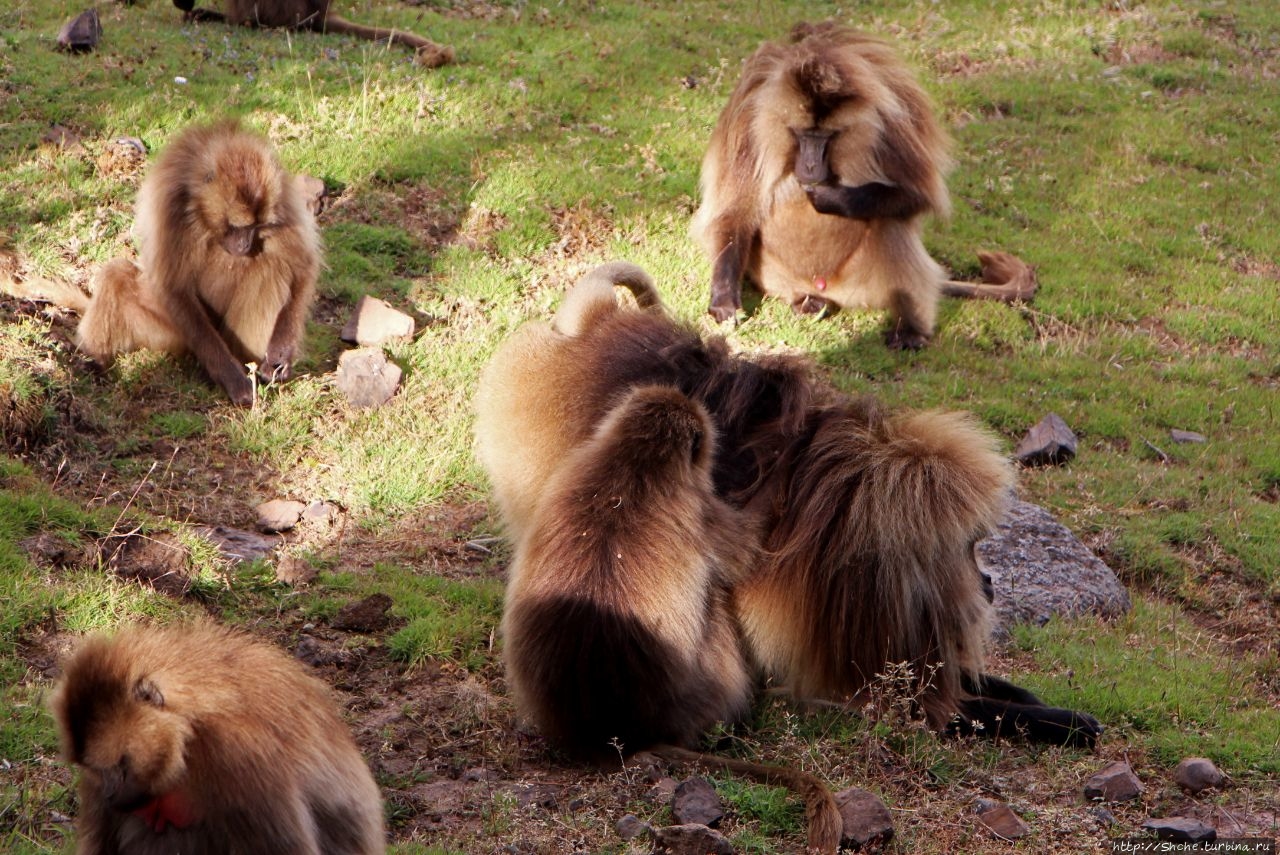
[259, 345, 295, 385]
[222, 370, 255, 407]
[803, 182, 862, 217]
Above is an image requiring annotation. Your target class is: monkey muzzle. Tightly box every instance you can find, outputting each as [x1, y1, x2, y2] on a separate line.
[221, 225, 258, 257]
[792, 128, 834, 187]
[99, 763, 152, 813]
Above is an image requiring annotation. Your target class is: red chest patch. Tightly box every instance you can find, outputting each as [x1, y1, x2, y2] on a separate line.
[814, 275, 828, 291]
[132, 790, 197, 833]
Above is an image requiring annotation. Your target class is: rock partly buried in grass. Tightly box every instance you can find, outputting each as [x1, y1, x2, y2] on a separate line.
[56, 8, 101, 52]
[977, 500, 1131, 638]
[274, 553, 319, 586]
[1170, 428, 1207, 444]
[672, 777, 724, 827]
[1014, 412, 1077, 466]
[255, 499, 307, 533]
[974, 800, 1030, 840]
[1083, 761, 1143, 803]
[195, 525, 281, 564]
[1142, 817, 1217, 843]
[331, 593, 394, 633]
[1173, 757, 1226, 794]
[336, 347, 402, 408]
[835, 786, 894, 850]
[615, 814, 651, 841]
[652, 824, 734, 855]
[341, 296, 415, 346]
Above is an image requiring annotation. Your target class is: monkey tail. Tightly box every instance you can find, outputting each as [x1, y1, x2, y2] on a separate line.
[320, 14, 455, 66]
[0, 267, 91, 313]
[647, 745, 842, 854]
[551, 261, 665, 336]
[941, 250, 1037, 303]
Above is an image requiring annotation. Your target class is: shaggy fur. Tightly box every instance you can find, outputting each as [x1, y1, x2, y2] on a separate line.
[77, 120, 320, 405]
[478, 261, 1102, 748]
[691, 22, 952, 348]
[50, 621, 384, 855]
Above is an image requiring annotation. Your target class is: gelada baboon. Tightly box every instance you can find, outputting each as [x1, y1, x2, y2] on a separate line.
[174, 0, 454, 67]
[501, 383, 841, 852]
[477, 261, 1102, 748]
[75, 120, 320, 406]
[692, 22, 953, 348]
[50, 621, 385, 855]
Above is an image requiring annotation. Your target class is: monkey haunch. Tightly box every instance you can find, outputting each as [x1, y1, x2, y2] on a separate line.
[173, 0, 455, 68]
[50, 621, 385, 855]
[478, 262, 1102, 752]
[692, 22, 952, 348]
[77, 121, 320, 405]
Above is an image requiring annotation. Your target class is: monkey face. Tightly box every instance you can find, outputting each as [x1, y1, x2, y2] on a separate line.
[196, 139, 284, 258]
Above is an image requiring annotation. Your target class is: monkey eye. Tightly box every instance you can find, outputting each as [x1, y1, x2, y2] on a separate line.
[133, 678, 165, 708]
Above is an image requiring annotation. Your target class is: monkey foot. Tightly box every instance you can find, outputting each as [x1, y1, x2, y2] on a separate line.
[708, 303, 743, 326]
[414, 43, 456, 68]
[885, 325, 930, 350]
[792, 294, 837, 318]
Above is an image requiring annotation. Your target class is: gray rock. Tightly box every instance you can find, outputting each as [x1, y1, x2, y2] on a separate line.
[301, 500, 340, 524]
[255, 499, 306, 533]
[335, 347, 402, 408]
[273, 553, 318, 586]
[1173, 758, 1225, 794]
[340, 296, 415, 346]
[56, 8, 101, 52]
[615, 813, 650, 841]
[835, 787, 894, 850]
[1170, 429, 1207, 444]
[652, 824, 734, 855]
[1142, 817, 1217, 843]
[978, 500, 1131, 637]
[194, 525, 280, 564]
[672, 777, 723, 827]
[975, 802, 1030, 839]
[1083, 761, 1142, 803]
[1014, 412, 1077, 466]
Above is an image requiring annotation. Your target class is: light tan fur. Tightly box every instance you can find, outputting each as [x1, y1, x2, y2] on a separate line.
[692, 22, 952, 347]
[50, 621, 385, 855]
[76, 120, 320, 405]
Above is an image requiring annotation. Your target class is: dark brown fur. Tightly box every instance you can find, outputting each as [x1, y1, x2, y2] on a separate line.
[76, 121, 320, 405]
[478, 261, 1102, 749]
[692, 22, 952, 348]
[50, 621, 384, 855]
[174, 0, 454, 67]
[499, 383, 841, 852]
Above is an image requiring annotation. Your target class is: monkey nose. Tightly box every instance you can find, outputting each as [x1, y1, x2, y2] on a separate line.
[221, 226, 256, 256]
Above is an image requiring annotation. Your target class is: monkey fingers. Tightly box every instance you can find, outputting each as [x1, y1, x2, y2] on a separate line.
[804, 180, 926, 221]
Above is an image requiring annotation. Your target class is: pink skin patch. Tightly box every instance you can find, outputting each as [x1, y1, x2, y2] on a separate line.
[132, 790, 197, 833]
[814, 276, 827, 291]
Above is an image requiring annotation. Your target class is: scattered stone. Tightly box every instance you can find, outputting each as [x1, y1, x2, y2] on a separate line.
[1087, 806, 1118, 827]
[331, 593, 394, 633]
[977, 500, 1131, 637]
[273, 553, 318, 586]
[1083, 761, 1142, 803]
[615, 813, 651, 841]
[1142, 817, 1217, 843]
[340, 296, 415, 346]
[652, 824, 734, 855]
[101, 531, 191, 597]
[672, 777, 724, 827]
[1170, 429, 1207, 444]
[56, 8, 102, 52]
[301, 500, 340, 524]
[335, 347, 402, 408]
[975, 801, 1030, 840]
[294, 635, 354, 668]
[255, 499, 306, 533]
[41, 124, 85, 153]
[1014, 412, 1077, 466]
[194, 525, 280, 564]
[835, 787, 894, 850]
[1173, 758, 1225, 794]
[649, 776, 679, 803]
[509, 782, 558, 811]
[294, 174, 327, 216]
[461, 767, 499, 783]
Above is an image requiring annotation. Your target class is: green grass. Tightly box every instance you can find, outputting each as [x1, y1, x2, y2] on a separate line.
[2, 0, 1279, 851]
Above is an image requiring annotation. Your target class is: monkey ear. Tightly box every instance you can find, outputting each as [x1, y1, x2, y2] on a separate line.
[133, 678, 165, 708]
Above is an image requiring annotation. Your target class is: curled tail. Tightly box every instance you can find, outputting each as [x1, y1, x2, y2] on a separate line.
[649, 745, 842, 854]
[552, 261, 665, 336]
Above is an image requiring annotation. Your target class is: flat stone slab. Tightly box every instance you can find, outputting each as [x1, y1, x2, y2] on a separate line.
[978, 500, 1131, 638]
